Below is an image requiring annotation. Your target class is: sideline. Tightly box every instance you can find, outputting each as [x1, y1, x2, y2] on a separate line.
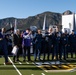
[8, 57, 22, 75]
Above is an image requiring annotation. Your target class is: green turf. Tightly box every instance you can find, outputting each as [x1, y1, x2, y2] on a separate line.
[0, 55, 76, 75]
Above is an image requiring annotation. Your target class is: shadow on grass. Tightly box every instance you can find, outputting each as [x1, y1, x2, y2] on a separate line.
[0, 66, 41, 70]
[66, 58, 76, 63]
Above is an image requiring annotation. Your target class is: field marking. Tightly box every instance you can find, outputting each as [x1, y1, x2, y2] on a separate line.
[31, 74, 34, 75]
[19, 62, 22, 65]
[70, 68, 76, 72]
[41, 73, 45, 75]
[8, 57, 22, 75]
[4, 63, 6, 66]
[26, 61, 29, 64]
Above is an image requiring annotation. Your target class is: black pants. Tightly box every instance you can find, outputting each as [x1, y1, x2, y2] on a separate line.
[23, 46, 31, 61]
[0, 40, 8, 63]
[70, 44, 76, 58]
[52, 45, 59, 60]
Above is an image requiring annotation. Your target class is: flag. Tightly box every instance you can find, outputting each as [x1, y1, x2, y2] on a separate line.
[10, 23, 13, 28]
[42, 14, 46, 36]
[14, 19, 17, 34]
[43, 14, 46, 30]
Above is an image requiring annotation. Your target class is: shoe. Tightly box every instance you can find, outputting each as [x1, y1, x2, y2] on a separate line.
[5, 62, 12, 65]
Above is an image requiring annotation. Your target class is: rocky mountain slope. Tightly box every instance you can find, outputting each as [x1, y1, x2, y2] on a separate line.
[0, 10, 73, 30]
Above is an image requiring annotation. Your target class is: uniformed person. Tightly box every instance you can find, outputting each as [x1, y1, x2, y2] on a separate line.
[60, 33, 68, 60]
[64, 30, 70, 58]
[42, 34, 47, 61]
[34, 29, 42, 61]
[47, 28, 54, 60]
[69, 30, 76, 58]
[53, 32, 61, 60]
[0, 28, 11, 64]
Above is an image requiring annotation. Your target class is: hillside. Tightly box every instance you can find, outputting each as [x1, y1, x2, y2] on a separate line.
[0, 10, 73, 30]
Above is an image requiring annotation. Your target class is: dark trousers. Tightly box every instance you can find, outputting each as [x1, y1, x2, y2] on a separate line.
[52, 45, 59, 60]
[47, 45, 52, 60]
[42, 43, 47, 61]
[0, 40, 8, 63]
[34, 44, 41, 60]
[23, 46, 31, 61]
[32, 44, 36, 54]
[70, 44, 76, 58]
[66, 45, 69, 58]
[60, 45, 67, 60]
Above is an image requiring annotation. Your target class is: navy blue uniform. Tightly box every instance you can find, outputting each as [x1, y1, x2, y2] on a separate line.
[42, 35, 47, 61]
[34, 34, 42, 61]
[47, 33, 54, 60]
[65, 34, 70, 58]
[53, 35, 61, 60]
[60, 34, 68, 60]
[69, 34, 76, 58]
[0, 32, 8, 63]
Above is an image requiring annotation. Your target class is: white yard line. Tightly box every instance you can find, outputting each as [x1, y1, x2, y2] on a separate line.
[8, 57, 22, 75]
[19, 62, 22, 65]
[31, 74, 34, 75]
[41, 73, 45, 75]
[26, 61, 29, 64]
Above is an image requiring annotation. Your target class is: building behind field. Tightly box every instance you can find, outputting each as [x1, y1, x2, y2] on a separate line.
[62, 13, 76, 33]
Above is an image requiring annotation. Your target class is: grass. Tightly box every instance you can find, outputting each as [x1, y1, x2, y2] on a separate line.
[0, 55, 76, 75]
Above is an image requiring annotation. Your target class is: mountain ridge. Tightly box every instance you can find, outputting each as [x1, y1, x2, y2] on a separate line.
[0, 10, 73, 30]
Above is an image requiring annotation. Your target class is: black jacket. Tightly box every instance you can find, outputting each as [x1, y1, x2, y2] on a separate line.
[13, 34, 21, 46]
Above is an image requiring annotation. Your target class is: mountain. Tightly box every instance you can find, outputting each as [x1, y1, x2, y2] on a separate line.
[0, 10, 73, 31]
[62, 10, 73, 15]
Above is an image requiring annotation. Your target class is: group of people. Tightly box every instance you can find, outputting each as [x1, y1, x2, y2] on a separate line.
[10, 28, 76, 62]
[0, 27, 76, 64]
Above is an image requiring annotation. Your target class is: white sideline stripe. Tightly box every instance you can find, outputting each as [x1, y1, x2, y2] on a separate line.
[26, 62, 29, 64]
[8, 57, 22, 75]
[19, 62, 22, 65]
[31, 74, 34, 75]
[41, 73, 45, 75]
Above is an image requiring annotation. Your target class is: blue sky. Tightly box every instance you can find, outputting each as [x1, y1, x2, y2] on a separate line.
[0, 0, 76, 19]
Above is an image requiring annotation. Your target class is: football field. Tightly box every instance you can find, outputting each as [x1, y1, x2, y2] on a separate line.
[0, 56, 76, 75]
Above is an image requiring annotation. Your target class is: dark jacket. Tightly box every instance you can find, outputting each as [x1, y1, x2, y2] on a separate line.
[47, 33, 54, 46]
[53, 36, 61, 45]
[13, 34, 21, 46]
[35, 34, 42, 44]
[61, 36, 68, 46]
[69, 34, 76, 45]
